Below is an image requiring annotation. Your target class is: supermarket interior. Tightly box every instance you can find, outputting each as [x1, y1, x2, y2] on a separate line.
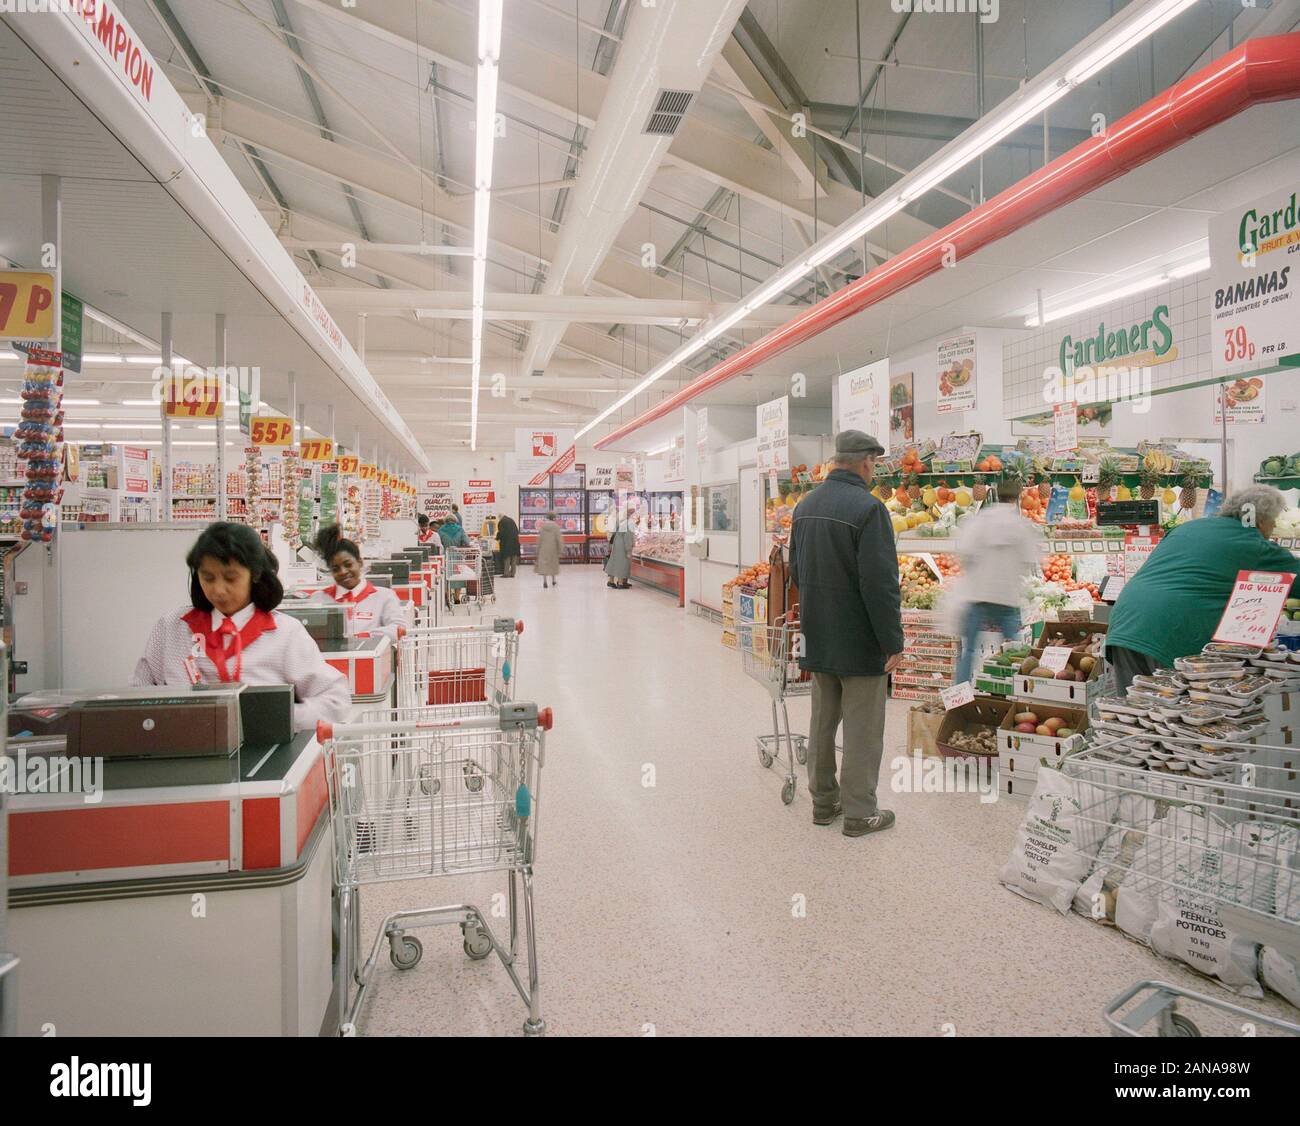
[4, 0, 1300, 1062]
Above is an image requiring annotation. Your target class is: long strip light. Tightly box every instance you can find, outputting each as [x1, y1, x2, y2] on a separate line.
[1024, 255, 1211, 327]
[469, 0, 503, 452]
[574, 0, 1198, 442]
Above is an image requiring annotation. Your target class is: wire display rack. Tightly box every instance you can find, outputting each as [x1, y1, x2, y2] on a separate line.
[739, 614, 810, 805]
[319, 702, 553, 1036]
[1062, 736, 1300, 1037]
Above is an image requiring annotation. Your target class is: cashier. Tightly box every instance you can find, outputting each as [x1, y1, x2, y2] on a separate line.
[310, 523, 408, 642]
[132, 522, 351, 733]
[417, 513, 436, 543]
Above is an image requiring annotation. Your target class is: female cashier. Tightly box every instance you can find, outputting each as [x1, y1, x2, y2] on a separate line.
[132, 522, 351, 733]
[310, 524, 408, 643]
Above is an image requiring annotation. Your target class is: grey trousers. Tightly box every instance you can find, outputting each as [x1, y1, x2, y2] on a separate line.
[809, 672, 888, 819]
[502, 554, 518, 578]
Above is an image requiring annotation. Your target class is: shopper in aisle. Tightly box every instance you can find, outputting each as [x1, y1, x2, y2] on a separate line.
[789, 430, 903, 837]
[132, 522, 350, 733]
[605, 503, 634, 590]
[436, 516, 469, 549]
[1105, 485, 1300, 692]
[950, 479, 1042, 686]
[309, 524, 408, 642]
[497, 512, 521, 578]
[535, 515, 562, 588]
[449, 503, 462, 525]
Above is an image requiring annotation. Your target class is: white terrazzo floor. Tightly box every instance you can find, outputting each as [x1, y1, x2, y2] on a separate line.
[353, 566, 1298, 1037]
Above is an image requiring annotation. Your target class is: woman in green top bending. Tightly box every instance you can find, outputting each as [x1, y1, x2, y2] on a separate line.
[1106, 485, 1299, 692]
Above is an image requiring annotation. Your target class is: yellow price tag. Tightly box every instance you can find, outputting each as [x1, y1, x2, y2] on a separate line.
[359, 463, 377, 481]
[337, 455, 359, 475]
[249, 416, 294, 446]
[300, 438, 334, 461]
[0, 270, 56, 340]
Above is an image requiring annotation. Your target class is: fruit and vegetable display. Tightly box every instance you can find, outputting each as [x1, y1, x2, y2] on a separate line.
[933, 553, 961, 578]
[1285, 597, 1300, 623]
[1258, 452, 1300, 480]
[1041, 553, 1073, 583]
[898, 554, 941, 608]
[724, 562, 770, 592]
[1010, 711, 1077, 739]
[1017, 628, 1105, 683]
[944, 726, 999, 755]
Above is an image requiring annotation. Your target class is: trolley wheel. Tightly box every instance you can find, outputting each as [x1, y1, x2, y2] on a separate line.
[419, 775, 441, 796]
[780, 778, 796, 805]
[462, 923, 492, 961]
[389, 934, 423, 970]
[1163, 1013, 1201, 1038]
[757, 744, 774, 769]
[795, 741, 808, 766]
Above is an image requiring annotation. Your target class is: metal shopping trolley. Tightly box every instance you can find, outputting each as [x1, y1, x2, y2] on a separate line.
[739, 613, 810, 806]
[476, 537, 497, 603]
[1061, 736, 1300, 1037]
[319, 701, 553, 1036]
[396, 618, 522, 713]
[446, 546, 489, 614]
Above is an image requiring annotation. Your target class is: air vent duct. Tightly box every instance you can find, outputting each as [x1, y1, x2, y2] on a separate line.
[642, 89, 695, 136]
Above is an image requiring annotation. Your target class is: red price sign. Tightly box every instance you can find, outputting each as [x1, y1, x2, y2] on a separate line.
[1213, 570, 1296, 648]
[250, 416, 294, 446]
[359, 463, 377, 481]
[1223, 325, 1257, 363]
[163, 375, 222, 418]
[300, 438, 334, 461]
[337, 455, 359, 475]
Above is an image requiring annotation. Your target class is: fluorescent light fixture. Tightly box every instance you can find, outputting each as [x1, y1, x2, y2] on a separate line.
[1167, 256, 1211, 279]
[574, 0, 1198, 443]
[0, 354, 21, 361]
[65, 423, 165, 431]
[2, 397, 100, 406]
[478, 0, 502, 61]
[82, 354, 123, 364]
[645, 442, 674, 456]
[1024, 257, 1211, 327]
[125, 356, 162, 365]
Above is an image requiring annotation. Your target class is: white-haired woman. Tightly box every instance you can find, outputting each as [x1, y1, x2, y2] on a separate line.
[1106, 485, 1299, 692]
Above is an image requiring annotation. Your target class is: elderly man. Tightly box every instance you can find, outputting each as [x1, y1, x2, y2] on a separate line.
[789, 430, 904, 837]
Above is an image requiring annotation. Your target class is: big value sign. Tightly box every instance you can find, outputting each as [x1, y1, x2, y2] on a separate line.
[1212, 570, 1297, 648]
[1210, 185, 1300, 378]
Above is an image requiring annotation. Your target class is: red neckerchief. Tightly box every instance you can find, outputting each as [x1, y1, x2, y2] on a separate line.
[417, 530, 433, 542]
[182, 607, 277, 683]
[331, 582, 376, 604]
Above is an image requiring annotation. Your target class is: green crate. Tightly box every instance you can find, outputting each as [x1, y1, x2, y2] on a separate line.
[975, 678, 1013, 696]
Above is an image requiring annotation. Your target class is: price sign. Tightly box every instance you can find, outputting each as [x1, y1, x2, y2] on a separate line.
[1052, 403, 1078, 453]
[1039, 646, 1074, 674]
[359, 463, 377, 481]
[940, 681, 975, 711]
[1123, 534, 1158, 579]
[1212, 570, 1297, 648]
[0, 270, 57, 340]
[1066, 589, 1095, 610]
[337, 455, 359, 475]
[300, 438, 334, 461]
[249, 416, 294, 446]
[163, 374, 222, 418]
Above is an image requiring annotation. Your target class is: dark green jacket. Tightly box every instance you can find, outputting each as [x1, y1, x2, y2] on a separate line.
[1106, 516, 1299, 667]
[788, 469, 904, 677]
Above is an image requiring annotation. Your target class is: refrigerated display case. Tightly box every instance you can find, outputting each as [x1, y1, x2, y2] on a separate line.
[519, 465, 594, 563]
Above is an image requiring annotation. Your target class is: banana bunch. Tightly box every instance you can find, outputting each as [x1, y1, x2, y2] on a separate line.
[1142, 449, 1175, 474]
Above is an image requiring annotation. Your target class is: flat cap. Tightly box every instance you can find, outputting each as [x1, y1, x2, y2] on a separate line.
[835, 429, 885, 456]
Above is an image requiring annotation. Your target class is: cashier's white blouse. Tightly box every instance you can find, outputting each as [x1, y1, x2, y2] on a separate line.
[131, 604, 352, 733]
[310, 582, 408, 642]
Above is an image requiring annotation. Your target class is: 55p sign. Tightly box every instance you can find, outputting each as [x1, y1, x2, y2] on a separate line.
[249, 416, 294, 446]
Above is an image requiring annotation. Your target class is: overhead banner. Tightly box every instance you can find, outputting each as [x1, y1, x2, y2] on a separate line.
[837, 359, 887, 442]
[461, 478, 496, 532]
[756, 395, 789, 472]
[418, 479, 455, 520]
[888, 371, 914, 452]
[1214, 378, 1266, 424]
[528, 443, 576, 486]
[1210, 185, 1300, 379]
[936, 332, 977, 414]
[513, 427, 575, 484]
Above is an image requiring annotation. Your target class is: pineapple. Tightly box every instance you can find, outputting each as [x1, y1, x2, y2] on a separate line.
[972, 480, 988, 503]
[1139, 464, 1158, 501]
[878, 481, 893, 502]
[1179, 470, 1200, 511]
[1097, 456, 1120, 501]
[1031, 457, 1052, 501]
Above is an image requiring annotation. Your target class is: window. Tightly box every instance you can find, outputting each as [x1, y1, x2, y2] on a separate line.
[705, 483, 738, 532]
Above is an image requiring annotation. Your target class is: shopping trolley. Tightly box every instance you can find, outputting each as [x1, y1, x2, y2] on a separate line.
[476, 537, 497, 602]
[446, 546, 490, 613]
[396, 617, 522, 712]
[1061, 736, 1300, 1036]
[739, 613, 810, 805]
[319, 701, 553, 1036]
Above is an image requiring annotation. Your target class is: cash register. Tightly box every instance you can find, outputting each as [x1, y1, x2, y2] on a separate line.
[278, 603, 348, 642]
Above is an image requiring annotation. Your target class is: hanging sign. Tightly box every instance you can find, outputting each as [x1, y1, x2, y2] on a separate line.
[1052, 402, 1078, 452]
[337, 455, 359, 475]
[837, 358, 887, 439]
[1214, 379, 1266, 424]
[359, 463, 377, 481]
[0, 270, 57, 341]
[419, 479, 454, 519]
[1209, 185, 1300, 378]
[936, 332, 977, 414]
[249, 416, 294, 446]
[11, 290, 83, 372]
[1212, 570, 1297, 647]
[756, 395, 789, 472]
[697, 407, 709, 459]
[163, 373, 222, 418]
[529, 443, 576, 486]
[121, 445, 153, 495]
[587, 464, 615, 490]
[300, 438, 334, 461]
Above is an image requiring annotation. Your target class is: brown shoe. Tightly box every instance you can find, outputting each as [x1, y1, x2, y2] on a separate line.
[812, 803, 842, 826]
[842, 810, 896, 837]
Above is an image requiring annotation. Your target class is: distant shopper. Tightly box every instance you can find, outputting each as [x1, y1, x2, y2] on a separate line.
[1106, 485, 1300, 692]
[789, 430, 903, 838]
[437, 516, 469, 549]
[310, 524, 407, 642]
[951, 479, 1043, 686]
[535, 516, 563, 589]
[132, 522, 350, 733]
[497, 513, 521, 578]
[449, 504, 462, 525]
[604, 503, 634, 590]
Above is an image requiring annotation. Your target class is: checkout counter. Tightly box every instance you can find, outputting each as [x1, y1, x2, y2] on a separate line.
[5, 685, 334, 1036]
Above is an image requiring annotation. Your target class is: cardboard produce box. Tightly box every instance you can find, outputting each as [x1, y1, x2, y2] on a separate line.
[936, 698, 1012, 759]
[999, 703, 1089, 765]
[1012, 649, 1105, 706]
[907, 704, 947, 759]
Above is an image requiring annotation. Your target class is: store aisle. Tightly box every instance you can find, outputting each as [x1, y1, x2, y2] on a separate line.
[357, 567, 1296, 1036]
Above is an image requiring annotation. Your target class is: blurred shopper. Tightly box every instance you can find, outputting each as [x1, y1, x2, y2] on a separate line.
[497, 512, 521, 578]
[536, 516, 563, 589]
[1106, 485, 1300, 692]
[951, 479, 1043, 686]
[789, 431, 903, 837]
[449, 503, 462, 525]
[605, 502, 634, 590]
